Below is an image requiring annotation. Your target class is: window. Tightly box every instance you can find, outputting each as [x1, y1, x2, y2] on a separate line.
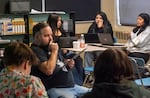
[117, 0, 150, 26]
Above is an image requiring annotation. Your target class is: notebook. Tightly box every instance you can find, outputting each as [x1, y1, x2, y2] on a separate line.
[58, 37, 78, 48]
[84, 33, 100, 43]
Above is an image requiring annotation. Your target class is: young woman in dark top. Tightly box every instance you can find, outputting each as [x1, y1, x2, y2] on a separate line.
[47, 14, 67, 42]
[87, 11, 114, 38]
[47, 14, 85, 86]
[85, 11, 114, 67]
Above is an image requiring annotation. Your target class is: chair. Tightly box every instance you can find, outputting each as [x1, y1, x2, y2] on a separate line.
[113, 37, 117, 43]
[0, 59, 4, 72]
[83, 66, 94, 87]
[135, 77, 150, 87]
[129, 57, 145, 72]
[84, 66, 94, 72]
[129, 56, 150, 79]
[131, 57, 145, 67]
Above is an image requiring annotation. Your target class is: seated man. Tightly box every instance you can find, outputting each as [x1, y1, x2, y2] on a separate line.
[30, 22, 90, 98]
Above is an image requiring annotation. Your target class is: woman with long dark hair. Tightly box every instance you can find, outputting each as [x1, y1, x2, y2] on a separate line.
[126, 13, 150, 63]
[87, 11, 114, 38]
[47, 14, 66, 42]
[47, 14, 85, 86]
[85, 11, 114, 67]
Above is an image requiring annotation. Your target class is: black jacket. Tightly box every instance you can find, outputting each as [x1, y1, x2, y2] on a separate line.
[87, 22, 114, 41]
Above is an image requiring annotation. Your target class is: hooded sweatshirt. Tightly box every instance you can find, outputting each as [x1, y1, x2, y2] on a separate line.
[82, 80, 150, 98]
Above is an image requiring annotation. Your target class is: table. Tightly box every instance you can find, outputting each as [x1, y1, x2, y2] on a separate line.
[127, 47, 150, 53]
[88, 43, 127, 49]
[63, 43, 126, 66]
[63, 45, 107, 52]
[63, 43, 126, 87]
[62, 45, 107, 67]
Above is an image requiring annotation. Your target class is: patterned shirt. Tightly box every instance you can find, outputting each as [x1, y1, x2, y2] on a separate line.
[0, 66, 48, 98]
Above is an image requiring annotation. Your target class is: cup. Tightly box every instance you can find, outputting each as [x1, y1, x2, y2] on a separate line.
[0, 48, 4, 57]
[73, 41, 80, 49]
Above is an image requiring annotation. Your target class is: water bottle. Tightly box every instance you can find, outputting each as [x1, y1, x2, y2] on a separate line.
[80, 34, 85, 48]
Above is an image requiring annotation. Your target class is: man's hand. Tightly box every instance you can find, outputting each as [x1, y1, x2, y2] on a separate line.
[64, 59, 75, 69]
[49, 42, 59, 52]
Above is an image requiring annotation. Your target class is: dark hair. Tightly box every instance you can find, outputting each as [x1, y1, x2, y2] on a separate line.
[47, 14, 59, 33]
[95, 11, 112, 33]
[95, 11, 109, 25]
[33, 22, 49, 37]
[133, 13, 150, 35]
[94, 48, 134, 83]
[3, 42, 39, 66]
[47, 14, 66, 42]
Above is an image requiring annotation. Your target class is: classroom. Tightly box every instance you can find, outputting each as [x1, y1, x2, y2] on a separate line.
[0, 0, 150, 98]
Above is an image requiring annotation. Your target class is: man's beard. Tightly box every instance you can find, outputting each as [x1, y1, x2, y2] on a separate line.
[39, 42, 49, 48]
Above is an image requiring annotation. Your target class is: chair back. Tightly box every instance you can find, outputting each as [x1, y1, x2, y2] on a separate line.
[83, 66, 94, 87]
[131, 57, 145, 67]
[129, 56, 150, 79]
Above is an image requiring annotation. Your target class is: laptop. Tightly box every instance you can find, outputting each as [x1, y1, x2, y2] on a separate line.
[98, 33, 114, 45]
[98, 33, 124, 46]
[84, 33, 100, 43]
[58, 37, 78, 48]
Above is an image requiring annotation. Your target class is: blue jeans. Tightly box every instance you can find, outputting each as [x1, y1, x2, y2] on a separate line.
[47, 84, 91, 98]
[84, 51, 102, 67]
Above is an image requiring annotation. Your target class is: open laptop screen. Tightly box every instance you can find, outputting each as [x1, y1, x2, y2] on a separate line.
[98, 33, 114, 45]
[84, 33, 100, 43]
[58, 37, 77, 48]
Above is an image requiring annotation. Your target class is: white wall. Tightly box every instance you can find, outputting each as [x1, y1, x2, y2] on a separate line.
[75, 21, 93, 34]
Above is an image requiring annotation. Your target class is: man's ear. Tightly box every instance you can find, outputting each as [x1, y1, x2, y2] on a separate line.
[35, 34, 41, 43]
[23, 61, 28, 70]
[35, 34, 40, 40]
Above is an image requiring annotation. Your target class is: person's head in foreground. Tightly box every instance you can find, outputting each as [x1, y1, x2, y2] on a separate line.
[94, 48, 134, 83]
[3, 42, 39, 74]
[82, 48, 150, 98]
[0, 42, 48, 97]
[133, 13, 150, 33]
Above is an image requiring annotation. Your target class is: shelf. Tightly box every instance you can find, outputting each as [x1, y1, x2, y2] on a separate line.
[0, 39, 10, 44]
[1, 33, 25, 36]
[0, 13, 73, 45]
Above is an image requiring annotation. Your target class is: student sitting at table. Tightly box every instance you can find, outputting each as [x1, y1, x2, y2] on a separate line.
[47, 13, 85, 86]
[126, 13, 150, 63]
[84, 11, 114, 67]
